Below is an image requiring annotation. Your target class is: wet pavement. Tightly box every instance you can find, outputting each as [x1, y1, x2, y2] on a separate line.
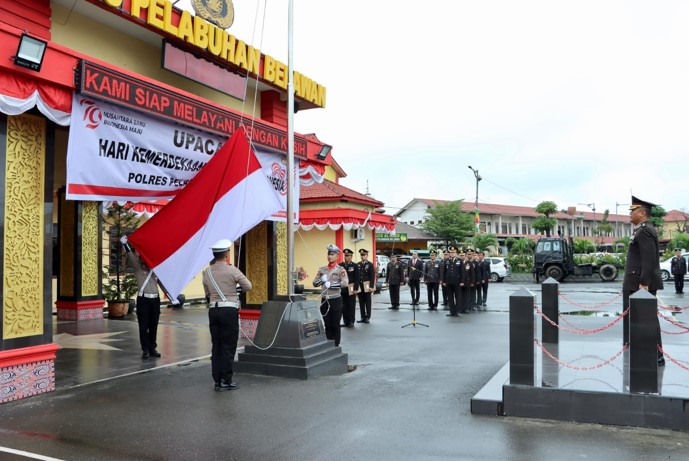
[1, 281, 688, 460]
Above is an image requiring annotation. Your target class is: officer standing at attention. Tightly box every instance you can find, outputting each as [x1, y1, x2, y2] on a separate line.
[339, 248, 360, 328]
[670, 249, 687, 294]
[467, 249, 479, 311]
[459, 250, 474, 314]
[424, 250, 441, 310]
[478, 251, 491, 308]
[356, 249, 376, 323]
[202, 239, 252, 391]
[440, 249, 450, 308]
[622, 196, 664, 365]
[407, 251, 424, 307]
[441, 246, 462, 317]
[121, 235, 163, 360]
[386, 254, 405, 310]
[313, 245, 348, 347]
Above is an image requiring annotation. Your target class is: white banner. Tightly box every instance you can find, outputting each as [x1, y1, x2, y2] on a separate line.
[256, 150, 299, 223]
[66, 94, 296, 221]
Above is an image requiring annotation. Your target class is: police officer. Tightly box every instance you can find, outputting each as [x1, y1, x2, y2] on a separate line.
[459, 250, 475, 314]
[386, 254, 405, 310]
[313, 245, 348, 346]
[440, 249, 450, 308]
[202, 239, 252, 391]
[441, 246, 462, 317]
[407, 251, 424, 307]
[121, 235, 163, 360]
[478, 251, 491, 308]
[622, 196, 664, 365]
[356, 249, 376, 323]
[467, 249, 479, 311]
[339, 248, 360, 328]
[670, 249, 687, 294]
[424, 250, 441, 310]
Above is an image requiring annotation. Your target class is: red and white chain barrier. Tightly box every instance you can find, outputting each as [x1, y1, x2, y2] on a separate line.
[557, 291, 622, 309]
[535, 338, 628, 370]
[658, 311, 689, 335]
[658, 346, 689, 372]
[657, 298, 689, 311]
[535, 304, 629, 335]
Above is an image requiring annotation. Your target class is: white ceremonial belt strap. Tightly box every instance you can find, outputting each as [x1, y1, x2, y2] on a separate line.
[139, 293, 159, 299]
[211, 301, 238, 308]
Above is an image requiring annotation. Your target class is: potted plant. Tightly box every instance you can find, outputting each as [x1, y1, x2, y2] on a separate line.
[102, 202, 140, 318]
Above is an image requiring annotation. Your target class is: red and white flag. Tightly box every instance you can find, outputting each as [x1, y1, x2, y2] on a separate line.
[128, 127, 282, 299]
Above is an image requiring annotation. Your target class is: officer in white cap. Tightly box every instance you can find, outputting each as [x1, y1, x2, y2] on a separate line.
[202, 239, 252, 391]
[313, 244, 348, 347]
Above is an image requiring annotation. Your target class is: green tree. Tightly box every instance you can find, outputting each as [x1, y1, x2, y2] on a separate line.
[650, 205, 668, 238]
[669, 233, 689, 252]
[573, 238, 595, 254]
[509, 237, 534, 255]
[533, 201, 558, 236]
[420, 200, 473, 247]
[471, 233, 498, 255]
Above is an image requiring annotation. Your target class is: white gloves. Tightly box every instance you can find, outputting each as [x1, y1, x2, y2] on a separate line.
[324, 281, 331, 289]
[320, 274, 328, 283]
[120, 235, 128, 245]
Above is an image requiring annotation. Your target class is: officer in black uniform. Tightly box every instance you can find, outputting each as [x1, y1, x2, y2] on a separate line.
[441, 246, 462, 317]
[478, 251, 491, 308]
[467, 249, 479, 311]
[622, 196, 664, 365]
[313, 244, 348, 346]
[440, 249, 450, 308]
[424, 250, 441, 310]
[386, 254, 405, 310]
[121, 234, 163, 360]
[670, 249, 687, 294]
[459, 250, 475, 314]
[339, 248, 360, 328]
[407, 251, 424, 307]
[356, 249, 376, 323]
[202, 239, 252, 391]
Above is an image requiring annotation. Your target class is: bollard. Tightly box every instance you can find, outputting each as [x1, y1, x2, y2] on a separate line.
[629, 290, 658, 394]
[541, 278, 559, 344]
[510, 287, 536, 386]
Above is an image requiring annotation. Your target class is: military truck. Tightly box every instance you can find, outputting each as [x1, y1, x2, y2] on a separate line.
[532, 237, 620, 282]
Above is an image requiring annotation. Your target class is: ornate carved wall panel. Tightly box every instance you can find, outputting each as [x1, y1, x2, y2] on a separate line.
[80, 202, 99, 296]
[246, 222, 267, 305]
[3, 114, 45, 339]
[59, 196, 74, 296]
[276, 222, 287, 296]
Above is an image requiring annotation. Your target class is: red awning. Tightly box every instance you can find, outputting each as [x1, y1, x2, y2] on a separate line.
[298, 208, 395, 232]
[0, 71, 71, 125]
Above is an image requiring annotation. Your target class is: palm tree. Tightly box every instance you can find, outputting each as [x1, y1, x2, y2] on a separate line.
[533, 201, 558, 237]
[471, 233, 498, 255]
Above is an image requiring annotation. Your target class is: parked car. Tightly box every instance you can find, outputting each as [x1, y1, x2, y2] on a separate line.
[375, 255, 390, 278]
[488, 257, 511, 282]
[659, 252, 689, 282]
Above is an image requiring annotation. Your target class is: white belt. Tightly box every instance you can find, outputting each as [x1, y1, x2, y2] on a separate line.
[211, 301, 238, 308]
[322, 294, 341, 300]
[139, 293, 159, 299]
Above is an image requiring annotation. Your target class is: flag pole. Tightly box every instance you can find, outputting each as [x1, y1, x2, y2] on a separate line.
[286, 0, 295, 294]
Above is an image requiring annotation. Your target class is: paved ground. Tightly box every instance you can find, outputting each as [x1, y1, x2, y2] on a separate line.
[1, 281, 688, 461]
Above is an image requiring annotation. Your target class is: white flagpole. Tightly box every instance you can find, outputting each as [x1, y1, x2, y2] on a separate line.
[286, 0, 295, 294]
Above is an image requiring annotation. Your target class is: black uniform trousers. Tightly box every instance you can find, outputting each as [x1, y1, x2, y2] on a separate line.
[357, 289, 372, 320]
[446, 284, 461, 315]
[674, 274, 684, 294]
[409, 279, 421, 304]
[320, 296, 343, 346]
[469, 286, 477, 309]
[481, 282, 489, 305]
[389, 283, 401, 308]
[208, 306, 239, 383]
[136, 295, 161, 353]
[460, 286, 471, 313]
[426, 282, 439, 308]
[476, 282, 483, 306]
[441, 284, 448, 305]
[341, 290, 357, 326]
[622, 289, 662, 357]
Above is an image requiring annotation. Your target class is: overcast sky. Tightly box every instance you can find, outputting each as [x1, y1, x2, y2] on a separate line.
[180, 0, 689, 217]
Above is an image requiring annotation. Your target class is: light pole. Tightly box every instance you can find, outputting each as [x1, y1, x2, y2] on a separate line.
[468, 166, 481, 235]
[615, 202, 629, 238]
[578, 202, 596, 236]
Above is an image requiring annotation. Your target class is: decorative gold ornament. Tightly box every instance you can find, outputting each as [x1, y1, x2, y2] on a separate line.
[192, 0, 234, 29]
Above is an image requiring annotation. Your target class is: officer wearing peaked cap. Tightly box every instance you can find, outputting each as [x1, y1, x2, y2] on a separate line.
[441, 246, 462, 316]
[357, 249, 376, 323]
[622, 196, 664, 365]
[202, 239, 252, 391]
[313, 244, 348, 346]
[339, 248, 360, 327]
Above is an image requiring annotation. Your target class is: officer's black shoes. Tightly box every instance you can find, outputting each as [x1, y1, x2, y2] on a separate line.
[356, 319, 365, 323]
[141, 351, 150, 359]
[149, 350, 161, 358]
[216, 380, 239, 391]
[658, 356, 666, 367]
[446, 314, 458, 317]
[363, 318, 370, 323]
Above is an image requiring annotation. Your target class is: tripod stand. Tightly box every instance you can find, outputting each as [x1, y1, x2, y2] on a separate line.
[402, 304, 429, 328]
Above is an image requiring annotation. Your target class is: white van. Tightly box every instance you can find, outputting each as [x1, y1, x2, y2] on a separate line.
[375, 255, 390, 277]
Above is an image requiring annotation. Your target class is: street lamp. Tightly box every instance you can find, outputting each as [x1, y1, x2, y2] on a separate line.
[578, 202, 596, 234]
[468, 166, 481, 235]
[615, 202, 629, 238]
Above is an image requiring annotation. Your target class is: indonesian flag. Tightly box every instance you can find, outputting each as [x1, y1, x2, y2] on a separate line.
[128, 127, 283, 299]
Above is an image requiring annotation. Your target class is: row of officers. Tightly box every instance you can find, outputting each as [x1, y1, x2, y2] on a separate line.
[385, 246, 492, 317]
